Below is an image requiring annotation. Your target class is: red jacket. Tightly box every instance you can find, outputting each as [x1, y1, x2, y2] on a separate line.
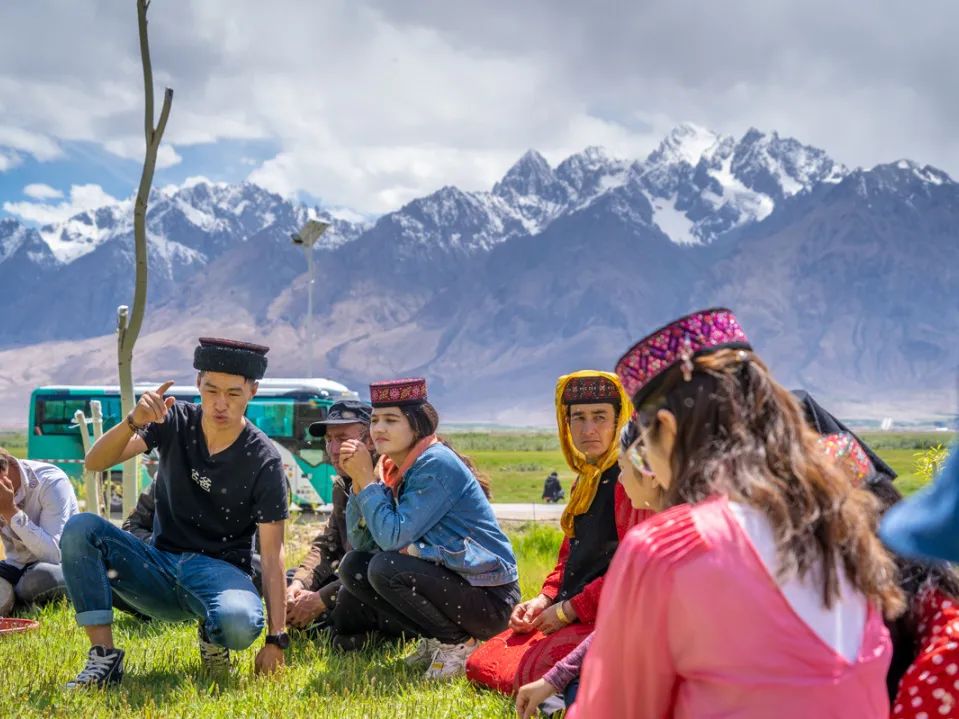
[539, 483, 652, 623]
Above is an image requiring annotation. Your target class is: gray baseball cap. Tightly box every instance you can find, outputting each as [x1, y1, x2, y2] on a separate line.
[308, 400, 373, 437]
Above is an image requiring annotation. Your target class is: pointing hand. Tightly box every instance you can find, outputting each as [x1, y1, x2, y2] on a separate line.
[131, 380, 176, 426]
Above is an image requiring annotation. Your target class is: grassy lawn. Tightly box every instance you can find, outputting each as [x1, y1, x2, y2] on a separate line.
[456, 430, 954, 503]
[1, 522, 564, 718]
[1, 429, 954, 716]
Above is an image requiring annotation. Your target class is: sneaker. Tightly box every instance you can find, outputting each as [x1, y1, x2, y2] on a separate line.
[403, 637, 440, 667]
[331, 632, 381, 652]
[424, 639, 479, 680]
[66, 646, 125, 689]
[198, 620, 230, 671]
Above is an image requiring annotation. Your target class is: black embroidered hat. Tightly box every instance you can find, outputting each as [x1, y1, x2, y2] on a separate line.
[308, 400, 373, 437]
[193, 337, 270, 380]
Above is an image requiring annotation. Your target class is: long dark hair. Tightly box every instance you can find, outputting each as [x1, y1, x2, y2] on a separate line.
[400, 401, 492, 499]
[638, 348, 904, 617]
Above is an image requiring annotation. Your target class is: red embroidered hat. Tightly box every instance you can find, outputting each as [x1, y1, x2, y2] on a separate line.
[561, 375, 621, 406]
[369, 377, 428, 407]
[817, 432, 874, 487]
[615, 307, 751, 407]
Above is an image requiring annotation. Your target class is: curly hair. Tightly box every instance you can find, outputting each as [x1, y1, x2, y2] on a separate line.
[637, 348, 904, 618]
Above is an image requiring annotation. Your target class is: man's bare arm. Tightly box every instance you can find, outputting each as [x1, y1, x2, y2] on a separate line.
[85, 381, 174, 471]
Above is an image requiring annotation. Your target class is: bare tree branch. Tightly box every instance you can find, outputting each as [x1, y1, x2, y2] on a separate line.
[137, 0, 154, 146]
[118, 0, 173, 515]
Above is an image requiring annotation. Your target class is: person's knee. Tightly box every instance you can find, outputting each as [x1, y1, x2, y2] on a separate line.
[206, 590, 264, 650]
[366, 551, 404, 596]
[0, 579, 14, 616]
[15, 564, 65, 605]
[60, 512, 110, 555]
[338, 551, 372, 593]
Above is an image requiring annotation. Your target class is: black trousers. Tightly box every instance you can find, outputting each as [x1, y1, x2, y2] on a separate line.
[334, 550, 520, 645]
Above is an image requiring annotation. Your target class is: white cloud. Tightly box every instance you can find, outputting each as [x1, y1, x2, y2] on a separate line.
[0, 150, 21, 172]
[3, 183, 120, 225]
[0, 125, 61, 161]
[103, 138, 182, 169]
[1, 1, 958, 213]
[23, 183, 63, 200]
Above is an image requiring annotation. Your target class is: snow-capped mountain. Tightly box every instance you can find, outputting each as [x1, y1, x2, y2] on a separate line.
[0, 124, 956, 426]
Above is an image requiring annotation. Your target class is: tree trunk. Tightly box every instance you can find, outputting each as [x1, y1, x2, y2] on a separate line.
[118, 0, 173, 516]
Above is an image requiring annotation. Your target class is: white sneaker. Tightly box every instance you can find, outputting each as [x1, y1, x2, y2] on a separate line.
[404, 637, 441, 667]
[424, 639, 479, 680]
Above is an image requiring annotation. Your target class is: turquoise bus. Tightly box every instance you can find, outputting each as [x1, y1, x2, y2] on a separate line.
[27, 378, 359, 509]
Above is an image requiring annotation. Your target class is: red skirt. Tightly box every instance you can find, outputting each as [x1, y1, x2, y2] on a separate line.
[466, 622, 594, 695]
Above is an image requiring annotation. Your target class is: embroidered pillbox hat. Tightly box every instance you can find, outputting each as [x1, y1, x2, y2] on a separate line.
[615, 307, 751, 408]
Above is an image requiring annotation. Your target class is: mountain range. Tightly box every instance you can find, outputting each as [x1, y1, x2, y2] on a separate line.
[1, 123, 956, 427]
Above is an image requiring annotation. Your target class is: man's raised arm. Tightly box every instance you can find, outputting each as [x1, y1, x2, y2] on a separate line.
[85, 381, 175, 472]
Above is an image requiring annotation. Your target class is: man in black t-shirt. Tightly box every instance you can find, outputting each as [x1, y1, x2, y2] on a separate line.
[59, 337, 290, 689]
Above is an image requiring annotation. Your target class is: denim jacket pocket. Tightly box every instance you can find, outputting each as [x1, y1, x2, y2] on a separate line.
[436, 537, 504, 576]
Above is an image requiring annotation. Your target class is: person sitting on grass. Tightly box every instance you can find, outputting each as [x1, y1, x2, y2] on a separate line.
[515, 415, 664, 717]
[466, 371, 650, 696]
[285, 400, 375, 631]
[541, 472, 564, 503]
[794, 390, 959, 716]
[332, 377, 520, 680]
[570, 308, 904, 718]
[59, 337, 290, 689]
[0, 446, 78, 617]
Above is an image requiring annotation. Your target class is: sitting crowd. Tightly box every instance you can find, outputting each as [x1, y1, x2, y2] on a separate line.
[1, 312, 958, 718]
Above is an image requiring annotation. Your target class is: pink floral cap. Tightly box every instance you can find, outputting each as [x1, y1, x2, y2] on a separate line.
[615, 307, 751, 407]
[370, 377, 428, 407]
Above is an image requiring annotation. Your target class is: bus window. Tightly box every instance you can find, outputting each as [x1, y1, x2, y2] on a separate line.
[245, 399, 295, 438]
[35, 395, 122, 435]
[294, 400, 328, 442]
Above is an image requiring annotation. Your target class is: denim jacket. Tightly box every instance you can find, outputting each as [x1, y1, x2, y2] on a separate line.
[346, 444, 518, 587]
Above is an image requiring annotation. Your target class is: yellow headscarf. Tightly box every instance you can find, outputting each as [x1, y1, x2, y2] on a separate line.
[556, 370, 632, 537]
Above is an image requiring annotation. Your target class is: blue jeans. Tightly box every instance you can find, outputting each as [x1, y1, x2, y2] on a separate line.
[60, 513, 264, 650]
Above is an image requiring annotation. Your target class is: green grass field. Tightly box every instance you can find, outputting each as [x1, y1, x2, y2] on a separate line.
[2, 522, 562, 718]
[1, 429, 954, 716]
[1, 430, 954, 503]
[447, 430, 954, 503]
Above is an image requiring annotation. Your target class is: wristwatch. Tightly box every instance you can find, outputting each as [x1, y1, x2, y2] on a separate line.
[265, 631, 291, 650]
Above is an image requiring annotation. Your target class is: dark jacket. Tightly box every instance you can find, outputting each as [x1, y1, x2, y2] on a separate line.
[292, 475, 352, 606]
[121, 483, 156, 542]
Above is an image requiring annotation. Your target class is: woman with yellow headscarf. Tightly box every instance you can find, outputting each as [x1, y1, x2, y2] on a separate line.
[466, 371, 652, 697]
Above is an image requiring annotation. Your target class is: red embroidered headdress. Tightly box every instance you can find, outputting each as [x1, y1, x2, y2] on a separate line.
[369, 377, 428, 407]
[615, 308, 751, 407]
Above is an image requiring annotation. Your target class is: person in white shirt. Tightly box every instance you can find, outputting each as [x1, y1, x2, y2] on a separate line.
[0, 447, 79, 616]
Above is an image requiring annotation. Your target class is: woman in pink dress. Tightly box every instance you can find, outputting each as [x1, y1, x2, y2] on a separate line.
[570, 308, 905, 719]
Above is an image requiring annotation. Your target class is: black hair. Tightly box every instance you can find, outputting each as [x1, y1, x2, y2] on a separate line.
[399, 402, 492, 499]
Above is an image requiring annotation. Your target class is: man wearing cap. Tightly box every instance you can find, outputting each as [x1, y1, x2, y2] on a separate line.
[58, 338, 290, 689]
[285, 400, 374, 630]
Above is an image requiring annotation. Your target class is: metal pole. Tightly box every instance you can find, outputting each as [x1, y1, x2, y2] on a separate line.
[306, 244, 314, 378]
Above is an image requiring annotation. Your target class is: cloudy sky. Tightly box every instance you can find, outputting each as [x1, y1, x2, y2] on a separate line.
[1, 0, 957, 224]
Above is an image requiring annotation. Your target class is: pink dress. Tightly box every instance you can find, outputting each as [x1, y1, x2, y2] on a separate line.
[569, 496, 891, 719]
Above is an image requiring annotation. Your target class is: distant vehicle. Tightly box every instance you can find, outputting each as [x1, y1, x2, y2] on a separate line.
[27, 378, 359, 509]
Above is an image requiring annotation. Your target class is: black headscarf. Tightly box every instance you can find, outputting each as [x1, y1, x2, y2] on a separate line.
[791, 389, 897, 482]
